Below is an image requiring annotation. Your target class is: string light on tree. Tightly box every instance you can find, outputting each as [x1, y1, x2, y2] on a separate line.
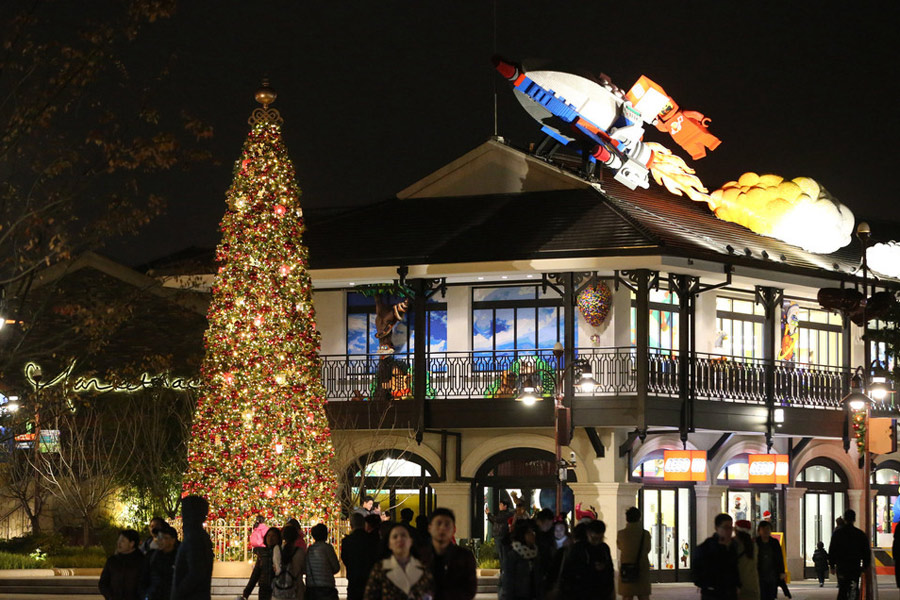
[182, 81, 339, 524]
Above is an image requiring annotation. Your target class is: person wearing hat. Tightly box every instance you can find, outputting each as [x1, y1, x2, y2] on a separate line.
[755, 521, 786, 600]
[733, 520, 759, 600]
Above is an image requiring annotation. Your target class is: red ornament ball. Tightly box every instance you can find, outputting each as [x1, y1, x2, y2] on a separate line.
[274, 204, 287, 216]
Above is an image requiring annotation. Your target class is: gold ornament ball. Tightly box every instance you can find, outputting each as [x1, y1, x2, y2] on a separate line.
[255, 80, 277, 106]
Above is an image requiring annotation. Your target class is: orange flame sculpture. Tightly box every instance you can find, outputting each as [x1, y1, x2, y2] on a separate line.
[706, 173, 854, 253]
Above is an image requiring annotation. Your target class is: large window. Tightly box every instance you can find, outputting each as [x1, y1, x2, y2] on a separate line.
[716, 297, 765, 359]
[346, 293, 447, 355]
[795, 306, 843, 367]
[472, 286, 566, 369]
[631, 289, 679, 352]
[869, 319, 896, 372]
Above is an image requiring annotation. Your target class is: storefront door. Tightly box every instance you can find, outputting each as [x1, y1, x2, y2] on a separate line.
[797, 460, 848, 578]
[804, 492, 842, 568]
[640, 487, 692, 582]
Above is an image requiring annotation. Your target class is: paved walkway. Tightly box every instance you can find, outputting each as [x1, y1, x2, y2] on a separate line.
[0, 581, 898, 600]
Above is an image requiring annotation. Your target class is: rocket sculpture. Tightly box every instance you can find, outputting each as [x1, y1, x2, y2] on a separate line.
[493, 56, 720, 197]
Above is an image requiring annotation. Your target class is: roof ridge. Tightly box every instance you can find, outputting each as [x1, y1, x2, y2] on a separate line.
[588, 184, 666, 247]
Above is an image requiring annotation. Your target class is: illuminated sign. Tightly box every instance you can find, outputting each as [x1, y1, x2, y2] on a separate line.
[24, 362, 200, 394]
[748, 454, 789, 484]
[663, 450, 707, 482]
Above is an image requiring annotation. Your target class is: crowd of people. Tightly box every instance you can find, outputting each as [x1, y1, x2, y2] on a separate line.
[94, 496, 883, 600]
[486, 501, 650, 600]
[693, 509, 874, 600]
[99, 495, 214, 600]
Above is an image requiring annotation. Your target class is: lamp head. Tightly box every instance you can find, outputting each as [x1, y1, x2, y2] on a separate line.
[576, 360, 595, 393]
[516, 376, 540, 405]
[552, 342, 564, 360]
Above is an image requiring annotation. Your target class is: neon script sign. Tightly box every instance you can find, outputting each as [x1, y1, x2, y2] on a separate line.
[24, 362, 201, 394]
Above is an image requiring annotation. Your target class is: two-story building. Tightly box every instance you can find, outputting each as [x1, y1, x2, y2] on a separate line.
[153, 138, 899, 582]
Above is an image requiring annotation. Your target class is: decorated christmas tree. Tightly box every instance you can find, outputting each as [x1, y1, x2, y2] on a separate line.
[183, 83, 338, 523]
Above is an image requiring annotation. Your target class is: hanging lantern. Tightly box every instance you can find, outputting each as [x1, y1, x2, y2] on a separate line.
[577, 282, 613, 326]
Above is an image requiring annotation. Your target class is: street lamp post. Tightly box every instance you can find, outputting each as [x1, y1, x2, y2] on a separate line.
[516, 342, 593, 517]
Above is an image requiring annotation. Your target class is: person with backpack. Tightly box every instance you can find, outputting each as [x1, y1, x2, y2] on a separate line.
[243, 527, 281, 600]
[273, 525, 306, 600]
[305, 523, 341, 600]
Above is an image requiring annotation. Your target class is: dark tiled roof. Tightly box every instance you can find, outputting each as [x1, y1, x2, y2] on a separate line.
[594, 177, 865, 278]
[140, 146, 899, 285]
[303, 188, 658, 268]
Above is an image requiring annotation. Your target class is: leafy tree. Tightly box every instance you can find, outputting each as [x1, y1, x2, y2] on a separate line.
[0, 0, 212, 375]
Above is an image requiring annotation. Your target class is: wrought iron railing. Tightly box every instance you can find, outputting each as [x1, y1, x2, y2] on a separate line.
[321, 348, 853, 410]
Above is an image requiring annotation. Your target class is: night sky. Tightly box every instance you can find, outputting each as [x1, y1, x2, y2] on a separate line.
[104, 2, 900, 266]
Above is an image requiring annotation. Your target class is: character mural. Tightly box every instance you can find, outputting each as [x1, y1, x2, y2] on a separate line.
[778, 301, 800, 362]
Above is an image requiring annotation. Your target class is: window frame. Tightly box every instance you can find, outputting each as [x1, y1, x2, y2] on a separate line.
[471, 285, 565, 370]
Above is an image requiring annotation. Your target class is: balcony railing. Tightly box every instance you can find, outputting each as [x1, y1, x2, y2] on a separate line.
[320, 348, 853, 410]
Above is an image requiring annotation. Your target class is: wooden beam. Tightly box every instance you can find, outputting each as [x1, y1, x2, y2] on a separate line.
[707, 432, 734, 461]
[585, 427, 605, 458]
[791, 437, 813, 460]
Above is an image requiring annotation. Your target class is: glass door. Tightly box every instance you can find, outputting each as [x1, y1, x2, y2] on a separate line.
[641, 487, 692, 582]
[804, 492, 843, 567]
[874, 493, 898, 548]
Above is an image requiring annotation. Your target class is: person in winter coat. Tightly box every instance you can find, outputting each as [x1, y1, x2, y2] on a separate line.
[171, 495, 214, 600]
[139, 517, 166, 555]
[273, 525, 306, 600]
[140, 524, 180, 600]
[243, 527, 281, 600]
[305, 523, 341, 600]
[487, 499, 514, 571]
[693, 513, 739, 600]
[755, 521, 785, 600]
[559, 519, 615, 600]
[829, 509, 871, 600]
[285, 518, 308, 551]
[250, 516, 270, 549]
[99, 529, 144, 600]
[342, 513, 380, 600]
[501, 519, 540, 600]
[733, 520, 759, 600]
[812, 541, 829, 587]
[418, 508, 477, 600]
[363, 522, 434, 600]
[617, 507, 652, 600]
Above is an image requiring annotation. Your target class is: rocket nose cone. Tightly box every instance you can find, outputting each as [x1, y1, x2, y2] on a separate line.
[492, 55, 519, 80]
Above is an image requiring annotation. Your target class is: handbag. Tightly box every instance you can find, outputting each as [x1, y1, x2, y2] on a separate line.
[619, 531, 645, 583]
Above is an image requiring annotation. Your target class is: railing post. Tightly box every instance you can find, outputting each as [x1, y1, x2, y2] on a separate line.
[755, 286, 783, 450]
[563, 272, 576, 407]
[633, 270, 651, 432]
[413, 278, 427, 443]
[670, 274, 695, 446]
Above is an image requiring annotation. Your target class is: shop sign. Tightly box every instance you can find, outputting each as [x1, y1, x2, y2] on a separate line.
[663, 450, 707, 482]
[748, 454, 789, 484]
